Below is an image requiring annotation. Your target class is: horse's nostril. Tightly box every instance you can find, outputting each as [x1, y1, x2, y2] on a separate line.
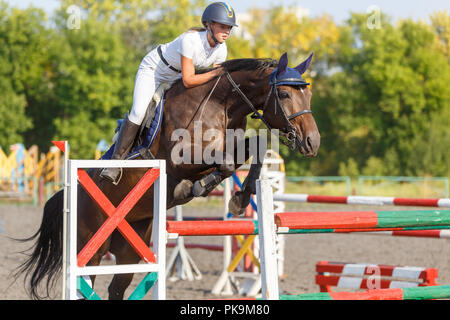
[306, 136, 313, 152]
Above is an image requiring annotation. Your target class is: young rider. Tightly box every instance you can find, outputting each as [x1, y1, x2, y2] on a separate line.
[101, 2, 238, 183]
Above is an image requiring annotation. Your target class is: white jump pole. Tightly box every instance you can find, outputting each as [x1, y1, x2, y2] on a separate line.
[211, 177, 234, 295]
[152, 161, 167, 299]
[61, 141, 69, 300]
[256, 179, 279, 300]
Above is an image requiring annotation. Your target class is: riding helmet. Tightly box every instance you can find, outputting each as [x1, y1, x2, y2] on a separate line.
[202, 2, 238, 27]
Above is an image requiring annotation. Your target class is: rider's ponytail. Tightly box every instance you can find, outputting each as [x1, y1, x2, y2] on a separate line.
[187, 27, 206, 33]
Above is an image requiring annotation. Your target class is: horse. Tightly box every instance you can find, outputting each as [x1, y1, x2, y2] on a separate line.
[16, 52, 320, 299]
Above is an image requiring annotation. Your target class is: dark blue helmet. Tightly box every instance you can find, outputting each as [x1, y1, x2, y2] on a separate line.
[202, 2, 238, 28]
[270, 52, 314, 86]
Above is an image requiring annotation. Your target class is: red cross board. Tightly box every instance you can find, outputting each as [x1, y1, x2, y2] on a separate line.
[76, 168, 160, 267]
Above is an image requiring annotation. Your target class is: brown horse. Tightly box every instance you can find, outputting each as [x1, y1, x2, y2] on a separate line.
[16, 53, 320, 299]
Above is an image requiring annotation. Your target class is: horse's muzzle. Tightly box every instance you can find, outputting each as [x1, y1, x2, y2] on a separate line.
[297, 131, 320, 157]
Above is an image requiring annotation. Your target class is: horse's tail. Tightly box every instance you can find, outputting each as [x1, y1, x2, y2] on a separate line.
[15, 189, 64, 299]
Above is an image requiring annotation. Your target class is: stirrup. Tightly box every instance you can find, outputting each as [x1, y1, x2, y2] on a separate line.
[100, 167, 123, 186]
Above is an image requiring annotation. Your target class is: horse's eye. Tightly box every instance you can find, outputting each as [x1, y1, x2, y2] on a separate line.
[279, 91, 290, 99]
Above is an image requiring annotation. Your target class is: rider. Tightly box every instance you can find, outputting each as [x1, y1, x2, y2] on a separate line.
[101, 2, 238, 184]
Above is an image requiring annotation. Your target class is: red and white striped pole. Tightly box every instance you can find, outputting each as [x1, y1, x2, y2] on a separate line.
[274, 193, 450, 207]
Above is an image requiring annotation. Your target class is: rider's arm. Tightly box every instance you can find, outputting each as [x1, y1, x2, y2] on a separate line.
[181, 55, 222, 89]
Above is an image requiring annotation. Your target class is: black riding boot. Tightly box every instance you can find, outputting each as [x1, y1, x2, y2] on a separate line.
[100, 116, 140, 184]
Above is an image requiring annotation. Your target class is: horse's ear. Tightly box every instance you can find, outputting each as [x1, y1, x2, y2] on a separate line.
[294, 52, 314, 75]
[276, 52, 288, 77]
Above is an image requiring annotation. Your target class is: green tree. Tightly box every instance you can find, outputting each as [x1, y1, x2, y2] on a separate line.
[313, 12, 450, 177]
[1, 1, 448, 173]
[48, 0, 209, 157]
[47, 12, 136, 158]
[0, 66, 29, 148]
[0, 2, 46, 148]
[238, 6, 342, 175]
[431, 10, 450, 58]
[59, 0, 207, 56]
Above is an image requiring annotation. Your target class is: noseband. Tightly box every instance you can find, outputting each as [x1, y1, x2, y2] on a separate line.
[225, 72, 312, 150]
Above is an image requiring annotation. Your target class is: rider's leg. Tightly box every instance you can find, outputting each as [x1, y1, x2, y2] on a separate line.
[100, 116, 140, 183]
[100, 68, 157, 184]
[129, 68, 158, 125]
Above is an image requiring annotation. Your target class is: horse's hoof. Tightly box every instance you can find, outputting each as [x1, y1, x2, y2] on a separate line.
[173, 179, 193, 201]
[228, 196, 246, 216]
[219, 162, 235, 176]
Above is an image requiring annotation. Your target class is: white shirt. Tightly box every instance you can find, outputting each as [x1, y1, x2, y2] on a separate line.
[140, 30, 227, 81]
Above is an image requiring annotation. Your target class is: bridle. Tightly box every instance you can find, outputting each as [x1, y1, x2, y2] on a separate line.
[224, 71, 312, 150]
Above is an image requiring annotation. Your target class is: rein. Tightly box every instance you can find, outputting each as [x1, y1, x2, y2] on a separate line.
[224, 72, 312, 150]
[225, 72, 273, 130]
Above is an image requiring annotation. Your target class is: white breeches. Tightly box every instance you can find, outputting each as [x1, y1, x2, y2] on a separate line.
[128, 48, 182, 125]
[128, 68, 159, 125]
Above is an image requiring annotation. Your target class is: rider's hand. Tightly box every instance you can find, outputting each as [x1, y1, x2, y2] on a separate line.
[212, 66, 224, 77]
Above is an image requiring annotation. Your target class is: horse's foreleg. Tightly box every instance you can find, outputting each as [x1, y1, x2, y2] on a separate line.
[228, 162, 262, 216]
[228, 136, 265, 216]
[168, 175, 194, 208]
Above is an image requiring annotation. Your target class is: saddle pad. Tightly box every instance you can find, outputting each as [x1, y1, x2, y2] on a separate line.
[101, 93, 165, 160]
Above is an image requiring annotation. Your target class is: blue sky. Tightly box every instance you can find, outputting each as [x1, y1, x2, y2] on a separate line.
[5, 0, 449, 23]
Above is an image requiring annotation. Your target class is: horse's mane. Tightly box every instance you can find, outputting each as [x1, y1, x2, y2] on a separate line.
[170, 58, 278, 88]
[196, 58, 278, 74]
[221, 58, 278, 73]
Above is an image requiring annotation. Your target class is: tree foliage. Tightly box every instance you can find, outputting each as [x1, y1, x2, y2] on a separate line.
[0, 1, 448, 176]
[313, 13, 450, 176]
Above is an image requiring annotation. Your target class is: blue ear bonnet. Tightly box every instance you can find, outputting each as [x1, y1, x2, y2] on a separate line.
[269, 68, 310, 86]
[270, 52, 313, 86]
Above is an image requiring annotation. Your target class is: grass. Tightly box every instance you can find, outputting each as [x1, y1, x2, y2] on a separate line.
[285, 181, 351, 196]
[285, 179, 449, 198]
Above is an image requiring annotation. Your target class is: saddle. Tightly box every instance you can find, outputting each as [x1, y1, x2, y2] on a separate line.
[101, 82, 172, 160]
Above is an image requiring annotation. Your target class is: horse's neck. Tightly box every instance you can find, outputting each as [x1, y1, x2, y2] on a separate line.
[225, 71, 269, 124]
